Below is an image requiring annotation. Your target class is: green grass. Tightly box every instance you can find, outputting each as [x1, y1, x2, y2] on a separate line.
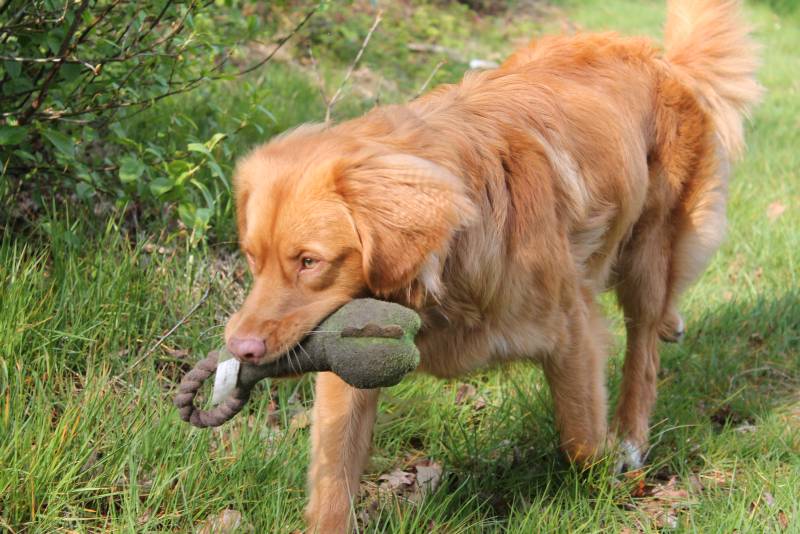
[2, 1, 799, 532]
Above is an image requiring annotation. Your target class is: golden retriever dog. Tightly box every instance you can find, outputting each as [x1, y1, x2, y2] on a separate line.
[224, 0, 760, 530]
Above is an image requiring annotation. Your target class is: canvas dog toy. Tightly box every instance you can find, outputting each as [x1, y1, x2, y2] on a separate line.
[174, 299, 421, 428]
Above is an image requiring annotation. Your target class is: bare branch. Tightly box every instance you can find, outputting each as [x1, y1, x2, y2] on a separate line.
[325, 10, 383, 123]
[230, 6, 317, 78]
[18, 0, 91, 125]
[125, 285, 211, 374]
[307, 43, 330, 110]
[1, 3, 318, 124]
[413, 59, 446, 100]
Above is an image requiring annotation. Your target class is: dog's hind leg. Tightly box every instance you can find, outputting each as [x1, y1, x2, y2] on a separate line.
[612, 205, 674, 471]
[661, 149, 729, 344]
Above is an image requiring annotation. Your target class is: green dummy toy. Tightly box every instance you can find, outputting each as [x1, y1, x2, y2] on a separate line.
[174, 299, 421, 428]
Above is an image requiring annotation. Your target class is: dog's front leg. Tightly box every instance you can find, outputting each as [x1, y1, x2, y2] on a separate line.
[306, 372, 379, 533]
[542, 294, 609, 465]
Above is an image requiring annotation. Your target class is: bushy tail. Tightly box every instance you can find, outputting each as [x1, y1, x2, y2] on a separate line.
[664, 0, 763, 158]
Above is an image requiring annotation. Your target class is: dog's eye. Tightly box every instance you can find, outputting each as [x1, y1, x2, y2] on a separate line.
[301, 257, 317, 270]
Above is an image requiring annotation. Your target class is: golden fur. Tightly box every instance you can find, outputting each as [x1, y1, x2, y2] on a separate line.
[224, 1, 761, 530]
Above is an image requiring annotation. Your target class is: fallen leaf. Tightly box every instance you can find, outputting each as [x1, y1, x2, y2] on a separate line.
[195, 509, 250, 534]
[414, 461, 442, 495]
[376, 459, 443, 504]
[455, 383, 488, 411]
[164, 346, 190, 358]
[767, 201, 786, 222]
[627, 475, 692, 530]
[378, 468, 416, 491]
[624, 468, 647, 498]
[688, 474, 704, 492]
[455, 383, 477, 405]
[266, 398, 281, 428]
[289, 408, 311, 432]
[650, 476, 689, 501]
[777, 510, 789, 530]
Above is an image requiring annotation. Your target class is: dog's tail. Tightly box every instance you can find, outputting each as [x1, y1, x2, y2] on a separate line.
[664, 0, 762, 158]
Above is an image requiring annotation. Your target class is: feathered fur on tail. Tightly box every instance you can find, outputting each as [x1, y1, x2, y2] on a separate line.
[664, 0, 763, 158]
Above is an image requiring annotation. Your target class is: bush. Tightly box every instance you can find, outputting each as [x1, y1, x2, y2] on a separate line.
[0, 0, 314, 238]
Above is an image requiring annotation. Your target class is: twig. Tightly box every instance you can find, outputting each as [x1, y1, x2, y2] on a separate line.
[307, 43, 330, 109]
[412, 59, 445, 100]
[18, 0, 91, 125]
[232, 6, 317, 78]
[125, 286, 211, 373]
[325, 10, 383, 123]
[3, 2, 317, 124]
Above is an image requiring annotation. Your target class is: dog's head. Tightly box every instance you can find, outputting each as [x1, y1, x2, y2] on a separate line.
[224, 125, 474, 365]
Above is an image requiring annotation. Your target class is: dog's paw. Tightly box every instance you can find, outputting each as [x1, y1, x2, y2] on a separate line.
[658, 312, 685, 343]
[614, 440, 645, 474]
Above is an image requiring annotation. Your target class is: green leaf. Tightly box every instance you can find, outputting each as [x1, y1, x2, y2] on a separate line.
[109, 122, 126, 139]
[178, 203, 196, 228]
[60, 63, 83, 82]
[75, 182, 95, 200]
[0, 125, 28, 146]
[119, 155, 145, 184]
[207, 159, 225, 180]
[13, 149, 36, 162]
[205, 132, 226, 151]
[46, 33, 63, 55]
[42, 129, 75, 158]
[4, 60, 21, 79]
[195, 207, 213, 226]
[149, 177, 174, 197]
[187, 142, 209, 156]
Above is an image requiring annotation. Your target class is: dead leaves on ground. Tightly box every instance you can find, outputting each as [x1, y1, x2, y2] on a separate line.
[375, 458, 443, 504]
[622, 470, 694, 530]
[195, 508, 253, 534]
[749, 490, 792, 532]
[454, 382, 487, 412]
[359, 457, 443, 526]
[620, 468, 792, 532]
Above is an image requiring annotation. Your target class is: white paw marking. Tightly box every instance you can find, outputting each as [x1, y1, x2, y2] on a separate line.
[675, 315, 685, 340]
[615, 440, 644, 473]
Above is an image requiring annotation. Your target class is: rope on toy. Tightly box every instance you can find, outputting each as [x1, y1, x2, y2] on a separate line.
[173, 351, 251, 428]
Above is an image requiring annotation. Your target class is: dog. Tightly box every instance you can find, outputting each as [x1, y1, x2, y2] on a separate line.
[224, 0, 761, 530]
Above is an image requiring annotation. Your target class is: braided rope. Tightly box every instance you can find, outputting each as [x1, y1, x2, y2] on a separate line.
[173, 351, 252, 428]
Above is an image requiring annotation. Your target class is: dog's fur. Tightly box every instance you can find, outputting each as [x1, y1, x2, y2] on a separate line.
[224, 1, 761, 530]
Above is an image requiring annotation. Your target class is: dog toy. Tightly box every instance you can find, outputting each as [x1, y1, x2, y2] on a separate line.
[174, 298, 421, 428]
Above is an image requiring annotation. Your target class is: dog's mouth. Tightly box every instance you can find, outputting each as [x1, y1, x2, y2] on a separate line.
[243, 304, 350, 367]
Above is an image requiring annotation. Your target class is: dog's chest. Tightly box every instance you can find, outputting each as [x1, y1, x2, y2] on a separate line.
[413, 303, 556, 378]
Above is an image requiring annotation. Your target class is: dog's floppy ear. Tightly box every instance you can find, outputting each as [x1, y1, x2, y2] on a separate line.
[336, 153, 476, 296]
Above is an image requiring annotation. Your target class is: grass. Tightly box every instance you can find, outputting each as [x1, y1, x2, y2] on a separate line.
[1, 0, 799, 532]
